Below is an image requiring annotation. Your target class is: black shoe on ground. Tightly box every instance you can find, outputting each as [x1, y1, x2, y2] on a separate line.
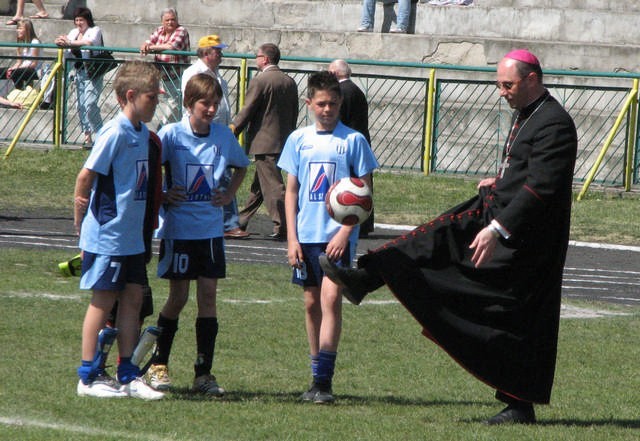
[267, 232, 286, 241]
[318, 255, 370, 305]
[313, 388, 335, 404]
[300, 381, 334, 404]
[484, 404, 536, 425]
[300, 383, 320, 401]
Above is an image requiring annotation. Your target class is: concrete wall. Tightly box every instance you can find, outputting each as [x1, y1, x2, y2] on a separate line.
[0, 0, 638, 73]
[86, 0, 640, 72]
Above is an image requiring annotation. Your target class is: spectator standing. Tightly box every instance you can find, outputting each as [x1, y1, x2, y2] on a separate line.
[358, 0, 410, 33]
[146, 74, 249, 395]
[181, 34, 248, 239]
[181, 35, 231, 124]
[328, 59, 374, 237]
[320, 49, 578, 424]
[0, 19, 41, 91]
[231, 43, 299, 239]
[73, 60, 164, 400]
[6, 0, 48, 25]
[55, 7, 104, 148]
[279, 71, 378, 403]
[140, 7, 190, 127]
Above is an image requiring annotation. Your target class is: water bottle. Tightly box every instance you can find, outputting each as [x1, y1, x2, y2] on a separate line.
[131, 326, 161, 366]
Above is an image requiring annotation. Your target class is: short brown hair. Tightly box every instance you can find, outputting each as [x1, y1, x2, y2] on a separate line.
[183, 73, 222, 109]
[259, 43, 280, 65]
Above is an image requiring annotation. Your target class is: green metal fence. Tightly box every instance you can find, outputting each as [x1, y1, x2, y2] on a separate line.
[432, 78, 634, 185]
[2, 43, 640, 191]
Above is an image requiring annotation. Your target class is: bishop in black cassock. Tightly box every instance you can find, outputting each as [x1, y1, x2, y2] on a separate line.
[321, 49, 578, 425]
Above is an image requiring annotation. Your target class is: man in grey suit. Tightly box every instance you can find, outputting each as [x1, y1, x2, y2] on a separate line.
[232, 43, 299, 239]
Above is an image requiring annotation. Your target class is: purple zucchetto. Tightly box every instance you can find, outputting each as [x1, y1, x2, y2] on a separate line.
[504, 49, 540, 66]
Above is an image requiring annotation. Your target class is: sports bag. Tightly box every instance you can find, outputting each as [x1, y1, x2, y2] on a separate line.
[86, 51, 117, 78]
[86, 35, 118, 78]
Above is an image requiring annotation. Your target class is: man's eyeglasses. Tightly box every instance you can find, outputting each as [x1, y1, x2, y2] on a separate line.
[495, 78, 523, 90]
[255, 54, 266, 59]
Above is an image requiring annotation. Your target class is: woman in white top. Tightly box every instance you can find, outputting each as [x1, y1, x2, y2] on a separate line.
[0, 19, 41, 90]
[55, 7, 104, 148]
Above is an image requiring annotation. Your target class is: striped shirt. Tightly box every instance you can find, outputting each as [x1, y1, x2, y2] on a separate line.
[148, 25, 190, 64]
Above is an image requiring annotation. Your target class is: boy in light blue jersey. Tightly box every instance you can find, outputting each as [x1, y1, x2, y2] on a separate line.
[74, 61, 164, 400]
[278, 71, 378, 403]
[146, 73, 249, 395]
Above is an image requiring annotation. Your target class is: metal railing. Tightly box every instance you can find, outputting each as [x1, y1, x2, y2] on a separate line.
[1, 43, 639, 196]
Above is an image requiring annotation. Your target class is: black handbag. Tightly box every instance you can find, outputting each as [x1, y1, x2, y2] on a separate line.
[86, 35, 118, 78]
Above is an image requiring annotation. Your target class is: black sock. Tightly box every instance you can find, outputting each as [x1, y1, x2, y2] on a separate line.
[153, 314, 178, 365]
[194, 317, 218, 378]
[495, 391, 533, 409]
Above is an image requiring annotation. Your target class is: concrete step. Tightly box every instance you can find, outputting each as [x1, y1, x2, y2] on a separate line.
[1, 1, 639, 74]
[86, 0, 640, 48]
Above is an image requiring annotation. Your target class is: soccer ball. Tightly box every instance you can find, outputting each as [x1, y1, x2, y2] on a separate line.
[325, 177, 373, 226]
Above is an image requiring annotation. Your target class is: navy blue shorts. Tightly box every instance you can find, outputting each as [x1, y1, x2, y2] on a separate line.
[292, 243, 352, 288]
[80, 252, 147, 291]
[158, 238, 226, 280]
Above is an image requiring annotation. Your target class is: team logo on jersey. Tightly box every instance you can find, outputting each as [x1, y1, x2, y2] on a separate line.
[335, 140, 347, 155]
[308, 162, 336, 202]
[134, 160, 148, 200]
[186, 163, 214, 202]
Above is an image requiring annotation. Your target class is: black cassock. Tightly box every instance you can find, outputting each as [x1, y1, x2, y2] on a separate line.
[360, 92, 577, 403]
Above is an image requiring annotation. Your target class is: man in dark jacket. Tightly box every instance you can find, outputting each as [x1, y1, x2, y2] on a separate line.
[328, 59, 374, 237]
[321, 49, 577, 425]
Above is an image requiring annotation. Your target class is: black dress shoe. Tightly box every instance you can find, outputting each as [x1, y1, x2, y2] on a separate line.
[318, 255, 372, 305]
[484, 404, 536, 425]
[267, 232, 286, 241]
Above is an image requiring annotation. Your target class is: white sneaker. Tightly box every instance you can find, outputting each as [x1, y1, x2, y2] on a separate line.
[146, 364, 172, 390]
[357, 26, 373, 32]
[121, 377, 165, 400]
[192, 374, 225, 397]
[77, 375, 127, 398]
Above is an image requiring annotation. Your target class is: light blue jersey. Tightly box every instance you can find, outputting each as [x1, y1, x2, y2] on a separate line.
[157, 117, 250, 240]
[278, 121, 378, 244]
[79, 113, 150, 256]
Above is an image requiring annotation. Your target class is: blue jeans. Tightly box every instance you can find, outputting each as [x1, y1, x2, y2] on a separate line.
[75, 69, 103, 134]
[360, 0, 410, 31]
[220, 167, 240, 231]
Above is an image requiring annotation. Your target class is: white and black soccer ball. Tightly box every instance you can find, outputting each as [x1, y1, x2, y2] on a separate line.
[325, 177, 373, 226]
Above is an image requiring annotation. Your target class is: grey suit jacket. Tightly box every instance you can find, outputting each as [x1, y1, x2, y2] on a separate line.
[233, 65, 299, 155]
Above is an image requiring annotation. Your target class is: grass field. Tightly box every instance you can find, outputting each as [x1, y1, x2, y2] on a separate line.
[1, 147, 640, 440]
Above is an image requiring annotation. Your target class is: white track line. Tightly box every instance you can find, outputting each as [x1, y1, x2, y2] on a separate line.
[0, 416, 177, 441]
[3, 291, 631, 318]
